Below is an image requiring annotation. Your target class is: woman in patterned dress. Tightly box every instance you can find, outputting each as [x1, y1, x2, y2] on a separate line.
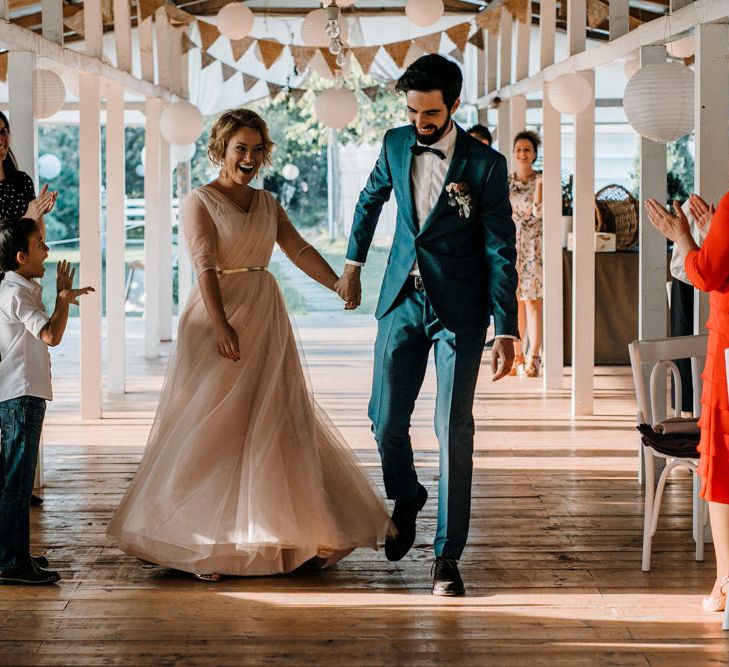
[508, 131, 543, 377]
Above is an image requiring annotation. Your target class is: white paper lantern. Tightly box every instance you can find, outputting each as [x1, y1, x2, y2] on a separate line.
[624, 62, 694, 143]
[315, 87, 358, 129]
[301, 8, 348, 47]
[324, 0, 356, 6]
[405, 0, 444, 27]
[666, 36, 695, 59]
[623, 58, 640, 80]
[171, 143, 197, 164]
[547, 73, 593, 115]
[217, 3, 254, 40]
[38, 154, 62, 180]
[160, 101, 204, 146]
[33, 69, 66, 119]
[282, 163, 300, 180]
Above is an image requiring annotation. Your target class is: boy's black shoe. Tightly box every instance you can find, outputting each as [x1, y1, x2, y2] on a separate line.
[0, 561, 60, 585]
[385, 483, 428, 561]
[30, 494, 44, 506]
[431, 557, 465, 596]
[31, 555, 49, 568]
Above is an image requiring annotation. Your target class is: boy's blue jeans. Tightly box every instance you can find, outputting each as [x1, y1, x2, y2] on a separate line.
[0, 396, 46, 570]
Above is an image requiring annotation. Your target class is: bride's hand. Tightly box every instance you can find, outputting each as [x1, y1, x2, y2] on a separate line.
[215, 322, 240, 361]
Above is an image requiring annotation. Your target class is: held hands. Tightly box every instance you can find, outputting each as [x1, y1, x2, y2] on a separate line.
[491, 337, 515, 382]
[215, 321, 240, 362]
[56, 260, 94, 305]
[687, 194, 715, 237]
[26, 185, 58, 221]
[335, 264, 362, 310]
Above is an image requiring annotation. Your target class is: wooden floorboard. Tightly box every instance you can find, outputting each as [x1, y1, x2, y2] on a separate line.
[2, 315, 728, 665]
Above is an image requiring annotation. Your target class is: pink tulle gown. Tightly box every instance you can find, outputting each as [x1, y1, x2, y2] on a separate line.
[107, 185, 391, 576]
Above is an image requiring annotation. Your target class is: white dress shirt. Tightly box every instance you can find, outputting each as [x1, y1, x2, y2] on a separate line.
[0, 271, 52, 403]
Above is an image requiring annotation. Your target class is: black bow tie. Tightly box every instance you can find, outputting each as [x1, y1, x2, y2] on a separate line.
[411, 145, 446, 160]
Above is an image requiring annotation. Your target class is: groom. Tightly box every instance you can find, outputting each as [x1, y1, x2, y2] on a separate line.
[336, 54, 518, 596]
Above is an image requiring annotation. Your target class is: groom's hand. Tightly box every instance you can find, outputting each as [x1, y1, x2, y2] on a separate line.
[491, 337, 515, 381]
[335, 264, 362, 310]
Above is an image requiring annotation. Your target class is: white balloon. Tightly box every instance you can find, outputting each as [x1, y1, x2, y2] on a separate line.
[38, 153, 62, 180]
[282, 163, 300, 180]
[33, 69, 66, 119]
[315, 87, 358, 129]
[547, 73, 593, 115]
[405, 0, 444, 27]
[160, 101, 204, 146]
[624, 62, 694, 143]
[217, 3, 254, 40]
[301, 8, 349, 48]
[171, 143, 197, 164]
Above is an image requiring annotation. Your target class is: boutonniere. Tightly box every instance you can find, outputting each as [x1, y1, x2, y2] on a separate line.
[446, 181, 472, 219]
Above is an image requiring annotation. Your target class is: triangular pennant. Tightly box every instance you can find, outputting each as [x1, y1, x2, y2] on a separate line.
[290, 88, 307, 105]
[448, 48, 464, 64]
[138, 0, 164, 22]
[102, 0, 113, 23]
[242, 73, 258, 92]
[200, 50, 216, 69]
[290, 45, 318, 73]
[230, 36, 254, 62]
[504, 0, 529, 24]
[383, 40, 412, 68]
[414, 33, 441, 54]
[181, 32, 196, 54]
[446, 23, 471, 52]
[221, 63, 237, 82]
[267, 82, 285, 99]
[319, 49, 339, 76]
[352, 46, 380, 75]
[0, 52, 7, 83]
[258, 40, 285, 69]
[165, 2, 195, 27]
[385, 80, 398, 93]
[475, 6, 502, 36]
[361, 85, 380, 103]
[586, 0, 609, 29]
[197, 20, 221, 52]
[64, 9, 85, 37]
[468, 30, 485, 50]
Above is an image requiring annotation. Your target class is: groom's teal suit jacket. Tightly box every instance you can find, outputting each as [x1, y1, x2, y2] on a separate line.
[346, 124, 518, 336]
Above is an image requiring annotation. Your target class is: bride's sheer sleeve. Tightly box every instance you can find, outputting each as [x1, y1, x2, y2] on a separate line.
[182, 192, 218, 276]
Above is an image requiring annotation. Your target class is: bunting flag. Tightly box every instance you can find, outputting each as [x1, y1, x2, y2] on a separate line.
[319, 49, 339, 76]
[0, 52, 7, 83]
[242, 73, 259, 92]
[181, 32, 197, 55]
[197, 20, 221, 52]
[165, 2, 196, 27]
[290, 88, 308, 105]
[102, 0, 113, 23]
[448, 48, 464, 64]
[258, 40, 285, 69]
[446, 23, 471, 52]
[504, 0, 529, 24]
[586, 0, 609, 28]
[64, 10, 85, 38]
[267, 82, 285, 99]
[230, 36, 254, 61]
[385, 80, 398, 93]
[414, 33, 441, 54]
[138, 0, 164, 22]
[290, 45, 318, 73]
[475, 6, 502, 36]
[352, 46, 380, 75]
[468, 30, 485, 50]
[361, 85, 380, 103]
[200, 50, 216, 69]
[383, 40, 411, 68]
[221, 63, 237, 82]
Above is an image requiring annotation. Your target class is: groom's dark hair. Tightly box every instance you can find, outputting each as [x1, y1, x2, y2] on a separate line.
[395, 54, 463, 110]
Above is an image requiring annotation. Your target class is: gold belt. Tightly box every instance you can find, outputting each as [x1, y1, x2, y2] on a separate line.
[216, 266, 268, 276]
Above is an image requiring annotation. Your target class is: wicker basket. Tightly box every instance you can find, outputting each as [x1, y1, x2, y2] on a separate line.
[594, 184, 639, 250]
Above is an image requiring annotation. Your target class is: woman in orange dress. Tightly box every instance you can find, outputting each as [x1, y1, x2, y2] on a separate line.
[646, 191, 729, 613]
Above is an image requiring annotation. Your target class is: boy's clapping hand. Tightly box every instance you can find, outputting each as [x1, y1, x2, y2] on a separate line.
[56, 260, 94, 305]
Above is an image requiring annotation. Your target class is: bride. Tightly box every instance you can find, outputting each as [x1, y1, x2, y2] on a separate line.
[107, 108, 391, 579]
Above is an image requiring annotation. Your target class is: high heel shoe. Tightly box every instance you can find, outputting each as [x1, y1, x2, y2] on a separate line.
[702, 575, 729, 612]
[524, 355, 541, 378]
[508, 354, 525, 376]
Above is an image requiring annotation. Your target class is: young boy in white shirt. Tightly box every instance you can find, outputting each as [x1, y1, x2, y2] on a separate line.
[0, 217, 93, 585]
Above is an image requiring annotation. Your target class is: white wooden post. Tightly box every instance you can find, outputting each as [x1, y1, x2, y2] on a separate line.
[83, 0, 104, 59]
[144, 97, 163, 359]
[41, 0, 64, 44]
[113, 0, 133, 73]
[498, 11, 512, 90]
[486, 31, 498, 95]
[159, 112, 173, 342]
[539, 0, 556, 70]
[105, 82, 126, 394]
[79, 73, 103, 419]
[515, 15, 530, 82]
[567, 0, 586, 56]
[497, 99, 511, 168]
[8, 52, 37, 185]
[571, 70, 595, 417]
[609, 0, 630, 40]
[138, 17, 155, 83]
[509, 95, 526, 136]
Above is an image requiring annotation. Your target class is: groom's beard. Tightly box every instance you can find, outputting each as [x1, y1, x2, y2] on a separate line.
[413, 115, 451, 146]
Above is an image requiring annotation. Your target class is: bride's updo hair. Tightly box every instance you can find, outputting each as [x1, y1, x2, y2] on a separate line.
[207, 108, 274, 168]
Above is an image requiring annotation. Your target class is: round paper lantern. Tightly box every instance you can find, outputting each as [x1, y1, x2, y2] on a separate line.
[666, 36, 694, 59]
[405, 0, 444, 27]
[547, 73, 593, 115]
[301, 8, 348, 47]
[330, 0, 356, 6]
[315, 87, 358, 129]
[624, 61, 694, 143]
[217, 3, 254, 40]
[623, 58, 640, 80]
[33, 69, 66, 119]
[38, 154, 62, 180]
[282, 163, 300, 180]
[171, 143, 197, 163]
[160, 101, 204, 146]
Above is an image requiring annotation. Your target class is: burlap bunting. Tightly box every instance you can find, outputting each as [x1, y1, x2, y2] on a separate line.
[414, 33, 441, 54]
[258, 40, 285, 69]
[384, 40, 411, 68]
[446, 23, 471, 52]
[468, 30, 485, 50]
[200, 51, 216, 69]
[242, 73, 258, 92]
[197, 20, 221, 52]
[221, 63, 237, 82]
[230, 37, 254, 61]
[0, 52, 7, 83]
[504, 0, 529, 24]
[138, 0, 164, 22]
[102, 0, 113, 23]
[448, 48, 464, 64]
[290, 45, 318, 73]
[64, 9, 85, 37]
[267, 82, 285, 99]
[475, 6, 502, 36]
[319, 49, 339, 76]
[361, 85, 380, 103]
[165, 2, 196, 27]
[181, 32, 197, 55]
[290, 88, 308, 105]
[352, 46, 379, 75]
[586, 0, 609, 29]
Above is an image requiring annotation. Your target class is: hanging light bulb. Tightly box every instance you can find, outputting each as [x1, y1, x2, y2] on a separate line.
[335, 51, 347, 67]
[324, 20, 341, 39]
[329, 38, 343, 55]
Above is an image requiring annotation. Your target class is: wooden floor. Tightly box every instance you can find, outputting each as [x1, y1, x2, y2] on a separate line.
[3, 315, 728, 666]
